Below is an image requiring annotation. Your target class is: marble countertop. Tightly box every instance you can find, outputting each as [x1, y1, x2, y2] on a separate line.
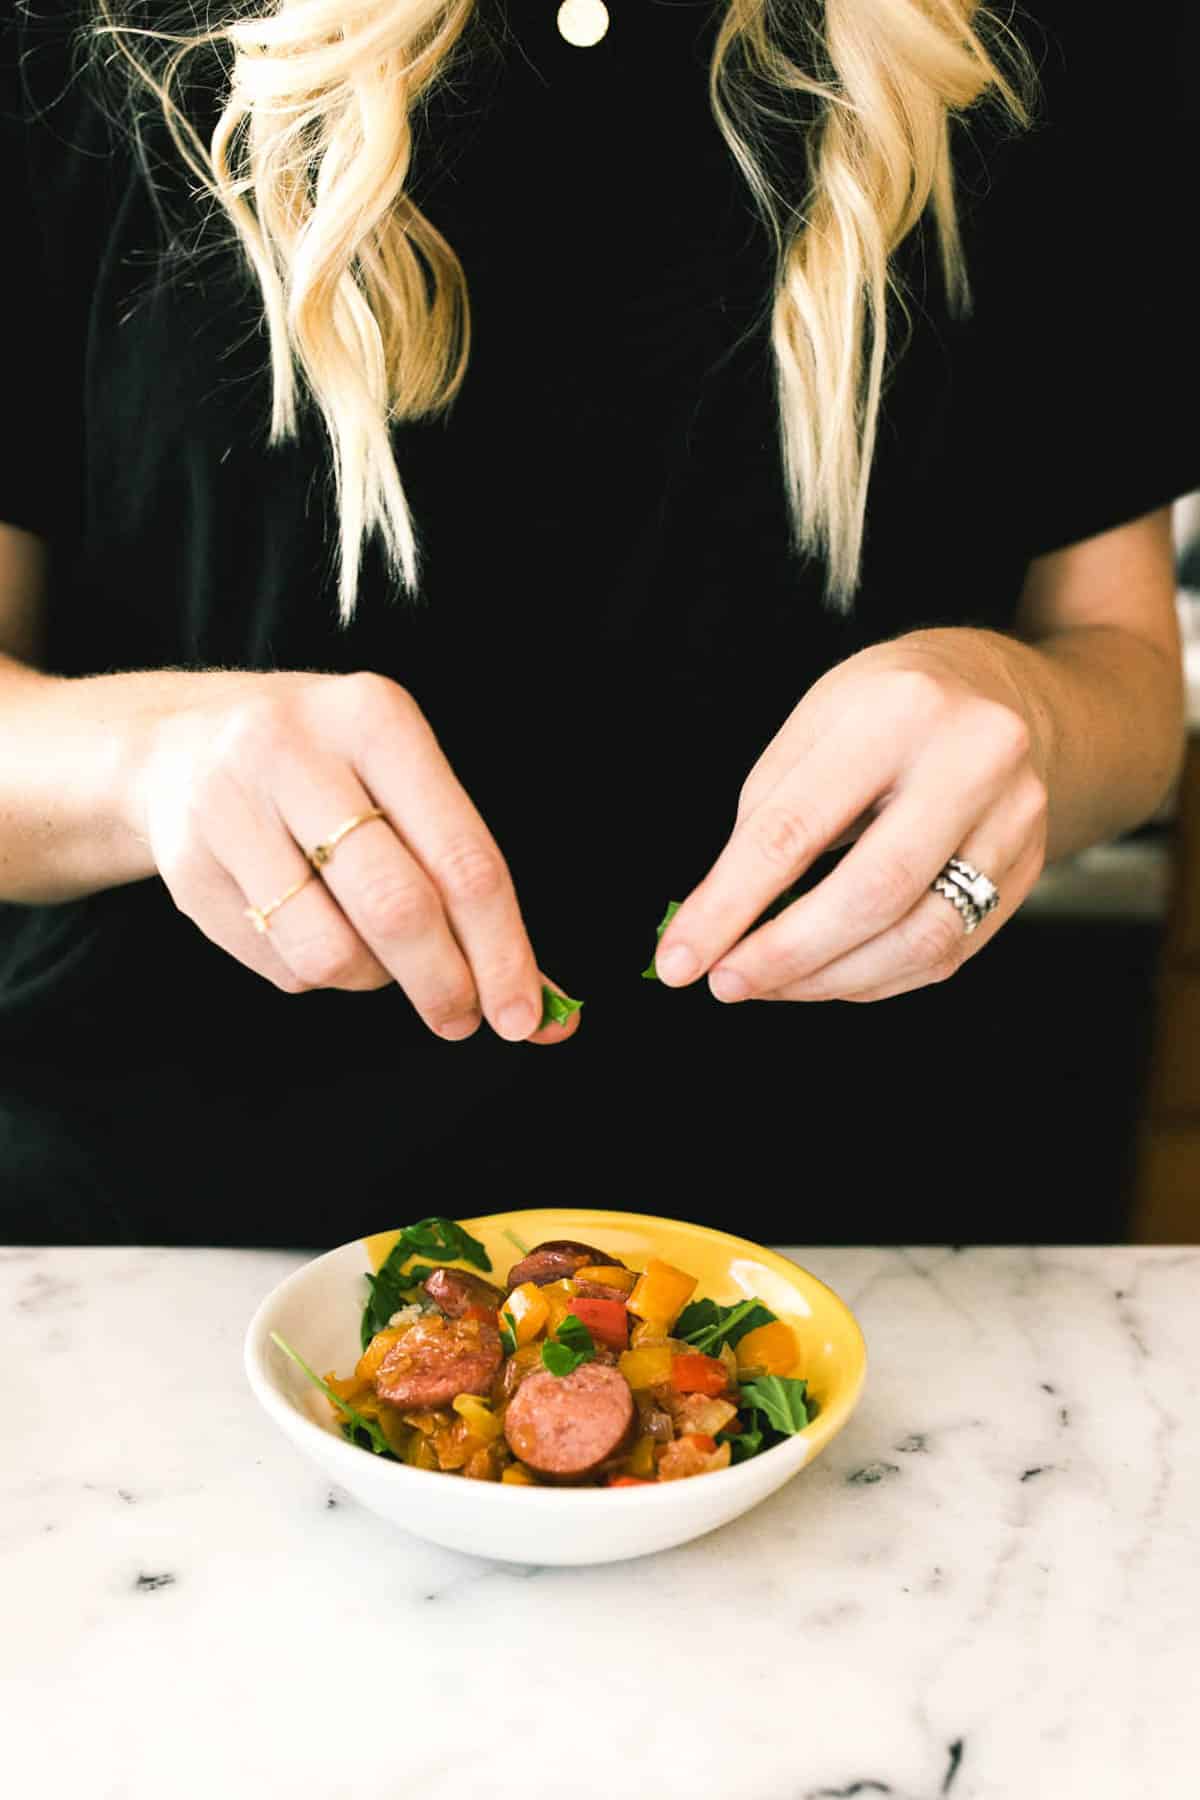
[4, 1244, 1198, 1799]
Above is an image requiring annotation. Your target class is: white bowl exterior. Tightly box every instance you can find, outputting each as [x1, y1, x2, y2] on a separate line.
[245, 1240, 815, 1567]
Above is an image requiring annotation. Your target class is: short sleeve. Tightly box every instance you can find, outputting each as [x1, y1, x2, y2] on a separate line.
[0, 2, 59, 539]
[998, 4, 1200, 557]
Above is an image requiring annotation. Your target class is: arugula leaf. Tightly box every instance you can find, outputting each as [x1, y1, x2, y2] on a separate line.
[675, 1297, 777, 1354]
[718, 1422, 765, 1464]
[641, 901, 682, 980]
[270, 1331, 397, 1459]
[738, 1374, 810, 1436]
[362, 1217, 492, 1349]
[503, 1228, 530, 1257]
[498, 1311, 519, 1357]
[541, 1313, 596, 1377]
[539, 984, 583, 1029]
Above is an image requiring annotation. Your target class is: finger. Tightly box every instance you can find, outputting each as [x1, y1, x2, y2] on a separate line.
[654, 726, 907, 990]
[159, 847, 318, 996]
[351, 686, 545, 1042]
[525, 976, 584, 1048]
[703, 752, 1005, 1001]
[761, 833, 1033, 1005]
[271, 759, 489, 1041]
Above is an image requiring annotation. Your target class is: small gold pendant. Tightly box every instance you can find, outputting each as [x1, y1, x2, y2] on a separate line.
[556, 0, 610, 47]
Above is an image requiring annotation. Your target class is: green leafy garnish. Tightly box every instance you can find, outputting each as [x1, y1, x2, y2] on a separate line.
[541, 1313, 596, 1377]
[539, 985, 583, 1029]
[503, 1228, 530, 1257]
[641, 901, 682, 979]
[718, 1422, 765, 1464]
[362, 1217, 492, 1350]
[498, 1311, 519, 1357]
[738, 1374, 810, 1436]
[271, 1331, 397, 1459]
[675, 1297, 777, 1354]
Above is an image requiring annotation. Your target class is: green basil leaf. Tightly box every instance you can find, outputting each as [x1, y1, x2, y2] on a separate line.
[541, 1313, 596, 1377]
[641, 901, 682, 980]
[539, 985, 583, 1029]
[271, 1332, 397, 1459]
[498, 1312, 519, 1357]
[675, 1297, 777, 1354]
[738, 1374, 810, 1436]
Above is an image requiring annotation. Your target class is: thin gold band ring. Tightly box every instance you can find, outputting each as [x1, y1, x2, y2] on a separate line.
[244, 872, 314, 935]
[306, 806, 387, 871]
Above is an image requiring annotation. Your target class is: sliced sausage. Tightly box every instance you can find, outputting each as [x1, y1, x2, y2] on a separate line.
[374, 1314, 503, 1409]
[503, 1363, 636, 1480]
[421, 1265, 505, 1318]
[571, 1279, 632, 1304]
[506, 1239, 625, 1289]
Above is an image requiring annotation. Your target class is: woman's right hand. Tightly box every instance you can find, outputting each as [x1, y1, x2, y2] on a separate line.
[130, 669, 578, 1046]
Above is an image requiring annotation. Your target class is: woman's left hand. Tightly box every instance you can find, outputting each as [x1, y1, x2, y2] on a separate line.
[653, 628, 1051, 1004]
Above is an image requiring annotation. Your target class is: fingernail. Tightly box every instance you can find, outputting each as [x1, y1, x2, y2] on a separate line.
[496, 999, 537, 1041]
[438, 1011, 480, 1041]
[656, 944, 697, 985]
[710, 967, 750, 1003]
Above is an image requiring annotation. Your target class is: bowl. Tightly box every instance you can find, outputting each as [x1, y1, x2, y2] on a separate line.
[244, 1208, 867, 1566]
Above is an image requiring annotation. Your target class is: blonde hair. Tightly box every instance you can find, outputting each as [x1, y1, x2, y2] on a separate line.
[86, 0, 1037, 623]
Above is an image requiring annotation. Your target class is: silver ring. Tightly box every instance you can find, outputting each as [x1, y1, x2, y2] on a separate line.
[943, 856, 1000, 919]
[932, 874, 983, 935]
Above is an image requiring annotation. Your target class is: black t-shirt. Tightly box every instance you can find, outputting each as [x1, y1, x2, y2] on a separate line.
[0, 0, 1197, 1237]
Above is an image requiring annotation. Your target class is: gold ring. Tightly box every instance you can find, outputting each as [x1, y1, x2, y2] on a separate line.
[306, 806, 387, 871]
[244, 872, 315, 935]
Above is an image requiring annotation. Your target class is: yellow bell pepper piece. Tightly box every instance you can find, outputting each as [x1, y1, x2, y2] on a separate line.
[378, 1408, 412, 1457]
[503, 1281, 551, 1346]
[452, 1393, 503, 1442]
[627, 1434, 657, 1478]
[405, 1432, 439, 1470]
[618, 1344, 674, 1390]
[501, 1464, 539, 1485]
[540, 1278, 581, 1333]
[354, 1325, 409, 1386]
[573, 1265, 638, 1295]
[627, 1259, 697, 1327]
[630, 1318, 673, 1348]
[735, 1320, 798, 1377]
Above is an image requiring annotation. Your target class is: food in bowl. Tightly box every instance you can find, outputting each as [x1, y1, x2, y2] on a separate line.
[272, 1215, 816, 1488]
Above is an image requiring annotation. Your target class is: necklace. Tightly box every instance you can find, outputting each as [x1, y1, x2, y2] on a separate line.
[556, 0, 610, 45]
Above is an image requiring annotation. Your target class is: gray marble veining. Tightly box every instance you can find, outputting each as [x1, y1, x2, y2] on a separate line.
[3, 1245, 1198, 1798]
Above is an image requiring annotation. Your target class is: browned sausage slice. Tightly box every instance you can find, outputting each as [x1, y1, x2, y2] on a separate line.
[422, 1266, 506, 1318]
[506, 1239, 625, 1290]
[503, 1363, 636, 1480]
[571, 1279, 632, 1304]
[374, 1315, 503, 1409]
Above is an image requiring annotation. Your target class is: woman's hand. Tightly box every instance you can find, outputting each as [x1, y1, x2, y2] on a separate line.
[653, 629, 1052, 1004]
[131, 669, 578, 1045]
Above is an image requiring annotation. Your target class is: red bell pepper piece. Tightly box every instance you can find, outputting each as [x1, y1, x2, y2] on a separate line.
[670, 1353, 729, 1396]
[607, 1475, 655, 1487]
[568, 1296, 629, 1351]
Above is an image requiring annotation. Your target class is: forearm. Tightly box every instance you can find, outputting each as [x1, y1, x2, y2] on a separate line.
[903, 624, 1185, 865]
[0, 655, 269, 904]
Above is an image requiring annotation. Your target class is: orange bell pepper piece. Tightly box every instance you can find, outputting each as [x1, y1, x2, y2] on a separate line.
[670, 1353, 730, 1396]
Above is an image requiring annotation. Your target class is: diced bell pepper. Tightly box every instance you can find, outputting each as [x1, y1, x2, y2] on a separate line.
[540, 1278, 580, 1333]
[627, 1434, 658, 1478]
[735, 1320, 798, 1377]
[627, 1259, 697, 1327]
[618, 1345, 674, 1391]
[452, 1393, 503, 1442]
[355, 1325, 410, 1386]
[567, 1295, 629, 1351]
[608, 1476, 655, 1487]
[501, 1464, 539, 1486]
[504, 1281, 550, 1346]
[670, 1353, 730, 1396]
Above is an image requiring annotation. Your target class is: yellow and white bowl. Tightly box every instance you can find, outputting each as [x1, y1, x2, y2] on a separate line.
[244, 1208, 867, 1566]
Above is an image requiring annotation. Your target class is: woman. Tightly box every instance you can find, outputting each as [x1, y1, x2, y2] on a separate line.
[1, 0, 1196, 1245]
